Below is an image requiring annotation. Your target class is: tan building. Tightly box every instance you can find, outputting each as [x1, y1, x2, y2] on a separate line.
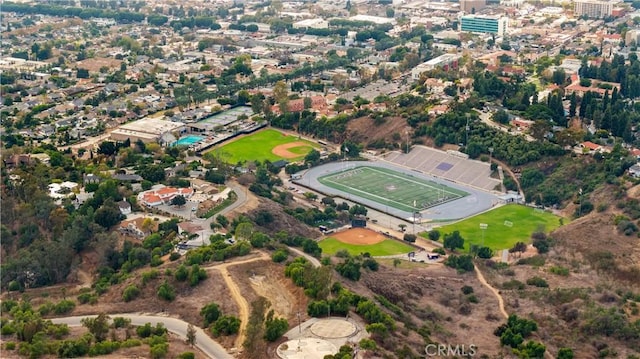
[110, 117, 185, 144]
[460, 0, 487, 13]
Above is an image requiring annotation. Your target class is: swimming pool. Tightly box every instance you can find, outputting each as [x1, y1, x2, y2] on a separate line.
[173, 135, 203, 146]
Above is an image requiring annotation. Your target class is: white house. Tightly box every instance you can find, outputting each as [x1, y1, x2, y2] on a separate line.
[118, 200, 132, 215]
[629, 163, 640, 178]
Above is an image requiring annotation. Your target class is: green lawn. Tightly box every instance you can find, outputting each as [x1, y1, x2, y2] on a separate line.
[424, 204, 564, 251]
[319, 237, 415, 257]
[209, 129, 318, 164]
[318, 166, 468, 212]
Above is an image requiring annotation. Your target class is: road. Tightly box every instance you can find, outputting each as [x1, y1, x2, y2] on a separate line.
[476, 110, 535, 142]
[288, 247, 321, 268]
[206, 252, 270, 350]
[52, 314, 232, 359]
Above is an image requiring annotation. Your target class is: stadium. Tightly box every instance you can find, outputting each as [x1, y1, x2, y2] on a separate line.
[293, 146, 503, 223]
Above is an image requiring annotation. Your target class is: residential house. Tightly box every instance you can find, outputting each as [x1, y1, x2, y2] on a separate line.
[83, 173, 101, 185]
[576, 141, 605, 154]
[118, 200, 132, 215]
[138, 186, 194, 207]
[629, 163, 640, 178]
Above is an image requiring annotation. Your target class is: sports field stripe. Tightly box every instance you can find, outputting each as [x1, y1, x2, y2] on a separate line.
[364, 167, 464, 197]
[321, 177, 418, 211]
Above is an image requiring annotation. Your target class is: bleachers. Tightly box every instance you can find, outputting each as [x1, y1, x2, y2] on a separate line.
[382, 146, 502, 192]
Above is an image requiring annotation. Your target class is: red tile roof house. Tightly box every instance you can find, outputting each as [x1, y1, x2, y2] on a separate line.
[271, 96, 327, 114]
[575, 141, 607, 155]
[138, 187, 194, 207]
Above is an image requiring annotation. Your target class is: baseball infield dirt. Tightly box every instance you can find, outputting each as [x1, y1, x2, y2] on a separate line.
[271, 141, 310, 159]
[332, 228, 386, 245]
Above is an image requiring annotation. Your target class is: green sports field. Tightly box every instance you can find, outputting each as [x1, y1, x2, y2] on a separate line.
[425, 204, 564, 251]
[318, 166, 469, 213]
[319, 237, 415, 257]
[210, 129, 318, 164]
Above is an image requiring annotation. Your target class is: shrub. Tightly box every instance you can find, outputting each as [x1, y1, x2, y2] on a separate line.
[1, 323, 16, 336]
[113, 317, 131, 328]
[526, 276, 549, 288]
[427, 230, 440, 241]
[200, 302, 221, 327]
[54, 300, 76, 314]
[467, 294, 479, 303]
[432, 247, 446, 255]
[502, 280, 525, 290]
[549, 266, 569, 276]
[362, 258, 379, 271]
[211, 316, 240, 337]
[264, 311, 288, 342]
[461, 285, 474, 295]
[178, 352, 196, 359]
[189, 265, 207, 287]
[88, 341, 120, 356]
[150, 255, 164, 267]
[272, 249, 288, 263]
[175, 265, 188, 282]
[516, 255, 546, 267]
[150, 343, 169, 359]
[169, 252, 181, 261]
[142, 270, 160, 285]
[444, 255, 474, 273]
[403, 234, 417, 242]
[477, 246, 493, 259]
[5, 342, 16, 350]
[122, 285, 141, 302]
[77, 293, 97, 305]
[157, 281, 176, 301]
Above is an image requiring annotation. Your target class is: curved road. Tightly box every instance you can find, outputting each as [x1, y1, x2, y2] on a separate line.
[288, 247, 321, 268]
[52, 314, 232, 359]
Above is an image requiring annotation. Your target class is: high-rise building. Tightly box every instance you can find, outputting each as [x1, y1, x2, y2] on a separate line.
[460, 0, 487, 13]
[460, 14, 509, 36]
[574, 0, 621, 19]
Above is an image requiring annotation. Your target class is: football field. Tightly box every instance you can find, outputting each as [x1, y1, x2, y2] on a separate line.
[317, 166, 469, 213]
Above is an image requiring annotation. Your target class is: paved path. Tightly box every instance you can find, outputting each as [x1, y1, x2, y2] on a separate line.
[206, 252, 270, 350]
[52, 314, 232, 359]
[288, 247, 321, 268]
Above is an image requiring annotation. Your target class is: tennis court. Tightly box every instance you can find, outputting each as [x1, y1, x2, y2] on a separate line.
[318, 166, 469, 213]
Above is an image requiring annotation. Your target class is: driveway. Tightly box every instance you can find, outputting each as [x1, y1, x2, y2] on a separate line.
[52, 314, 232, 359]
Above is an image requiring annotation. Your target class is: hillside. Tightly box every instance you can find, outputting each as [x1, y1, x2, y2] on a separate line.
[479, 190, 640, 357]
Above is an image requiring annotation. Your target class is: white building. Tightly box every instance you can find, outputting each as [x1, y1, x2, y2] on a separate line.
[411, 54, 461, 80]
[293, 18, 329, 29]
[574, 0, 621, 18]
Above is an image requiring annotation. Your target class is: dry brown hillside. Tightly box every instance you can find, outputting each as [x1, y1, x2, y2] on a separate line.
[480, 186, 640, 358]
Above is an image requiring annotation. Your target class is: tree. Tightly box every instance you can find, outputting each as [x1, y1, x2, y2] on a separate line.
[186, 324, 196, 347]
[492, 110, 510, 124]
[443, 231, 465, 251]
[552, 68, 566, 85]
[273, 80, 289, 114]
[81, 313, 110, 342]
[157, 280, 176, 301]
[171, 195, 186, 207]
[264, 310, 288, 342]
[200, 303, 221, 327]
[97, 141, 117, 156]
[557, 348, 574, 359]
[477, 246, 494, 259]
[235, 222, 254, 241]
[428, 230, 441, 241]
[211, 316, 240, 336]
[509, 242, 528, 257]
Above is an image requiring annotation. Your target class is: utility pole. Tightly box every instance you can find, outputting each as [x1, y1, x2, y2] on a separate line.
[465, 113, 470, 146]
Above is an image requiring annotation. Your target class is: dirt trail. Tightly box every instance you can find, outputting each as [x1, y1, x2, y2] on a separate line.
[207, 252, 270, 350]
[474, 266, 508, 319]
